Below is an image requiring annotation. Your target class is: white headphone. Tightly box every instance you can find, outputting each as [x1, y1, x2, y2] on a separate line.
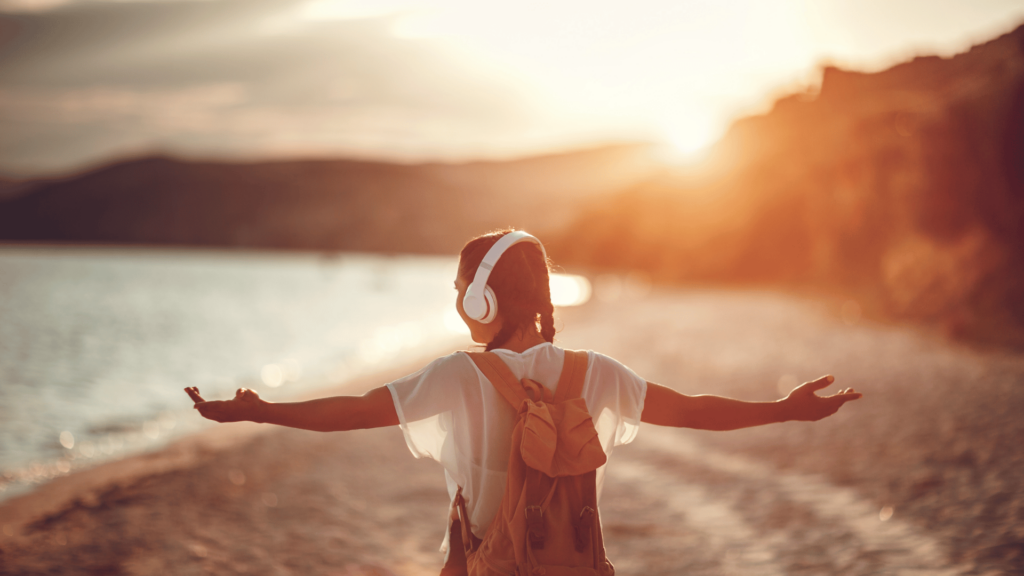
[463, 231, 547, 324]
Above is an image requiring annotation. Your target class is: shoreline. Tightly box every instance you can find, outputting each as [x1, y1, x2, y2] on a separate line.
[0, 350, 461, 542]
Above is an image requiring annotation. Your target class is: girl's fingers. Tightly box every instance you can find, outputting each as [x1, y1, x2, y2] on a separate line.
[185, 387, 205, 403]
[800, 375, 835, 393]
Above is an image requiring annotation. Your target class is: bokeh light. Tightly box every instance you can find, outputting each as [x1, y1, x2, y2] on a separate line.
[549, 273, 592, 307]
[261, 364, 285, 387]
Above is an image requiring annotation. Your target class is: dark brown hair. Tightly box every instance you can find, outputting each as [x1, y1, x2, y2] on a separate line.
[458, 229, 555, 351]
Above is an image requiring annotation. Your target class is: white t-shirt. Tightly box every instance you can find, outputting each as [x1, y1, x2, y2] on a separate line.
[386, 342, 647, 551]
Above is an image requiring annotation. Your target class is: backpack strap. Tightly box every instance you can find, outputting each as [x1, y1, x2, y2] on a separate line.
[466, 352, 529, 409]
[552, 349, 589, 403]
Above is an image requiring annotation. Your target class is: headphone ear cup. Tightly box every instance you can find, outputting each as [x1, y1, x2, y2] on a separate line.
[462, 292, 484, 321]
[480, 286, 498, 324]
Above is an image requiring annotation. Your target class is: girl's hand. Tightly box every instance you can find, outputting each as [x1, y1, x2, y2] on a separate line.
[781, 375, 862, 422]
[186, 387, 267, 423]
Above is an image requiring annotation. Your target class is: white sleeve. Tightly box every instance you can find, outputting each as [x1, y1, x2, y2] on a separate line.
[584, 351, 647, 451]
[385, 352, 477, 464]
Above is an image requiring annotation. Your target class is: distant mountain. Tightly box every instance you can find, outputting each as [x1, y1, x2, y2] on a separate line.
[0, 144, 662, 255]
[552, 24, 1024, 343]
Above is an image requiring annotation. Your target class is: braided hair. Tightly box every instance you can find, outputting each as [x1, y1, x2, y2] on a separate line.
[458, 230, 556, 351]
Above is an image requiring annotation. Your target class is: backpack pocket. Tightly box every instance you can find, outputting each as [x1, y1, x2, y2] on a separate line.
[467, 528, 517, 576]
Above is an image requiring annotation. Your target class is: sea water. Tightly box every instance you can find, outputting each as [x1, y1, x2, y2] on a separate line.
[0, 246, 471, 502]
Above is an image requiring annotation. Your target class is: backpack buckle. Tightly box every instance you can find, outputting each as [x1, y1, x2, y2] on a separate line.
[574, 506, 594, 552]
[525, 505, 546, 549]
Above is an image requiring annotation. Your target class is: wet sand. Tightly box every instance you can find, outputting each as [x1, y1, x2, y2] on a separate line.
[2, 288, 1022, 575]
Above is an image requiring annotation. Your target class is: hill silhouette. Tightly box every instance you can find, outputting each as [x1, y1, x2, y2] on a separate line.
[552, 24, 1024, 344]
[0, 144, 660, 254]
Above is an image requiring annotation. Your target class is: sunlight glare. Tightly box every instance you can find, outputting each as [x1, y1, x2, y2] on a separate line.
[550, 274, 592, 307]
[661, 116, 719, 163]
[668, 131, 711, 158]
[261, 363, 285, 387]
[443, 307, 470, 335]
[298, 0, 411, 21]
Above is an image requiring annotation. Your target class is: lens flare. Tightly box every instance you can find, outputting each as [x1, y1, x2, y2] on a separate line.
[549, 274, 592, 307]
[261, 364, 284, 387]
[879, 506, 894, 521]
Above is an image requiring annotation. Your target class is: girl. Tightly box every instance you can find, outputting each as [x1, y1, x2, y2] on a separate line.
[187, 229, 861, 573]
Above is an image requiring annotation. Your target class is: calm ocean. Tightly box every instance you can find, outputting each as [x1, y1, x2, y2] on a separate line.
[0, 247, 470, 502]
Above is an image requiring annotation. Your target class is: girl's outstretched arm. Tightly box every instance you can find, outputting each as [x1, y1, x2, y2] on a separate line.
[641, 375, 862, 431]
[185, 386, 399, 432]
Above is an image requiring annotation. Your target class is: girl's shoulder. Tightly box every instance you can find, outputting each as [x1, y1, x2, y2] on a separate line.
[419, 345, 642, 383]
[421, 349, 477, 374]
[585, 350, 647, 384]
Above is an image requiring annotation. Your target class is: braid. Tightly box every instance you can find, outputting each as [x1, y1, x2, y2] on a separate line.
[539, 294, 556, 344]
[485, 312, 521, 351]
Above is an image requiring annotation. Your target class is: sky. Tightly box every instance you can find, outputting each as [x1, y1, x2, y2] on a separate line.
[0, 0, 1022, 177]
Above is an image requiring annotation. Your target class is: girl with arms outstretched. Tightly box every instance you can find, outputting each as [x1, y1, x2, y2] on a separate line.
[187, 229, 861, 574]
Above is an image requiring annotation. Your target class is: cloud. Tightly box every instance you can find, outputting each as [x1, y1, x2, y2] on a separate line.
[5, 0, 1021, 176]
[0, 0, 552, 174]
[0, 83, 246, 124]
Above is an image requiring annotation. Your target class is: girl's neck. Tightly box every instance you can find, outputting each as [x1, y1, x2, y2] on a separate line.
[492, 327, 547, 354]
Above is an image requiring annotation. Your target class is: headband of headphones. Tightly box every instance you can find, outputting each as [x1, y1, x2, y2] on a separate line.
[463, 231, 547, 323]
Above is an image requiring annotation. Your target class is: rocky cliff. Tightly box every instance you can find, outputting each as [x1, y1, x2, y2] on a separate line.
[553, 24, 1024, 343]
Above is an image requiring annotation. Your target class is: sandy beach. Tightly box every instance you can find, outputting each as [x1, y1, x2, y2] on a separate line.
[2, 287, 1022, 575]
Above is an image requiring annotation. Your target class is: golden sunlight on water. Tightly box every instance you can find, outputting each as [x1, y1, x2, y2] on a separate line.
[0, 250, 468, 503]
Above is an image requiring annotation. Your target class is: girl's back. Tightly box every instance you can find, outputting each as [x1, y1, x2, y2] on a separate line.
[387, 342, 646, 550]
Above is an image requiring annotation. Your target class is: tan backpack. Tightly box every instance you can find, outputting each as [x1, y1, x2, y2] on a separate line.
[456, 349, 615, 576]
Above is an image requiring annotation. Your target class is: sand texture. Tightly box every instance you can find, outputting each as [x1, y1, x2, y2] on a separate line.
[2, 288, 1022, 575]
